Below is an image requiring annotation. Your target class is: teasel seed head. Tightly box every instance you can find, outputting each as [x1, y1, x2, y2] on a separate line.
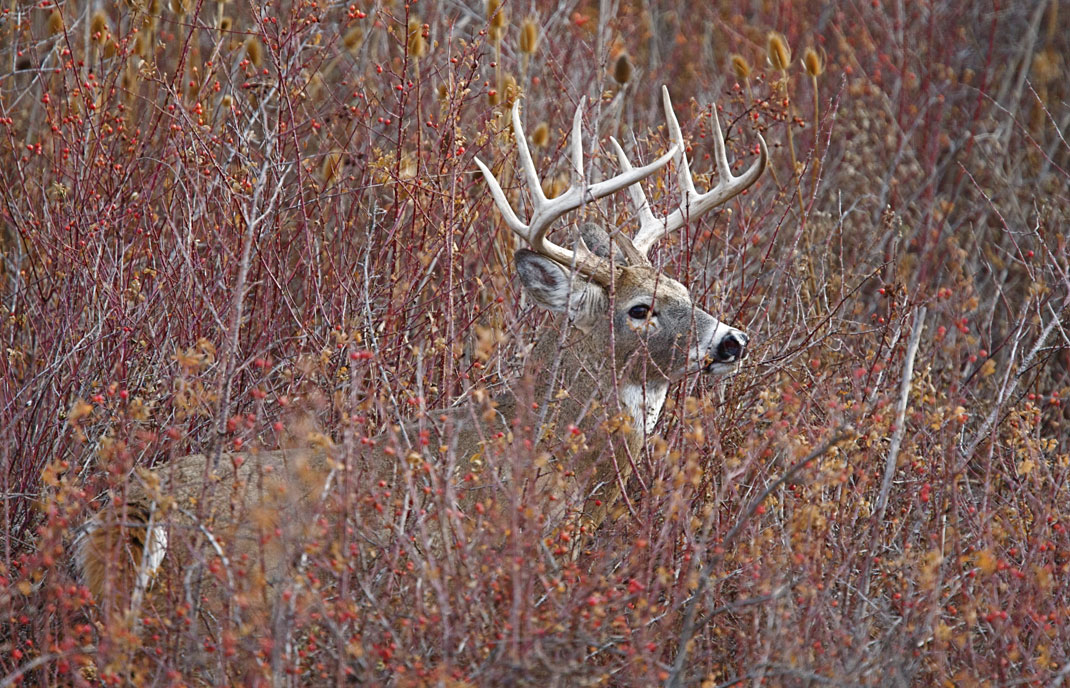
[399, 153, 417, 180]
[803, 46, 825, 78]
[1031, 49, 1059, 85]
[245, 36, 263, 68]
[407, 19, 427, 58]
[121, 59, 137, 96]
[730, 53, 751, 81]
[501, 73, 519, 106]
[90, 10, 110, 41]
[48, 9, 64, 36]
[488, 0, 506, 29]
[531, 122, 549, 148]
[343, 26, 363, 52]
[612, 53, 633, 85]
[320, 151, 344, 186]
[133, 31, 149, 58]
[767, 31, 791, 71]
[519, 17, 539, 55]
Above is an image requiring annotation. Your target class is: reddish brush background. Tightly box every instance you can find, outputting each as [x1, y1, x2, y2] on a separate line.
[1, 0, 1068, 685]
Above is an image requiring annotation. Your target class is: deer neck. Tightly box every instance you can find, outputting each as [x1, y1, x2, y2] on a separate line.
[618, 381, 669, 436]
[526, 326, 669, 442]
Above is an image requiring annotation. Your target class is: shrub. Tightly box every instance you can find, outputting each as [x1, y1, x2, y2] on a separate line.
[1, 1, 1067, 685]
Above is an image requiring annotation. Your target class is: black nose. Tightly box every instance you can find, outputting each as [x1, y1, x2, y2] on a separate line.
[716, 333, 747, 362]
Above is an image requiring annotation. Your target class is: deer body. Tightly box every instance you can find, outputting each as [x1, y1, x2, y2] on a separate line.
[75, 87, 765, 648]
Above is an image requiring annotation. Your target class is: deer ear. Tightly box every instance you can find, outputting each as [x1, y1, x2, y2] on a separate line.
[515, 249, 572, 312]
[515, 250, 606, 323]
[578, 223, 625, 263]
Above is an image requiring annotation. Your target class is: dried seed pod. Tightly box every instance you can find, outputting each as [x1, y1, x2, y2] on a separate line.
[531, 122, 549, 148]
[90, 10, 110, 40]
[612, 53, 632, 85]
[519, 17, 538, 55]
[803, 46, 824, 78]
[407, 19, 426, 58]
[767, 31, 791, 71]
[488, 0, 506, 28]
[245, 36, 263, 68]
[730, 53, 751, 81]
[48, 9, 64, 36]
[343, 26, 363, 52]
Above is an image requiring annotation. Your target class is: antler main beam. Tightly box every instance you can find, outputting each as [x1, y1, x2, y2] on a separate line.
[474, 98, 678, 282]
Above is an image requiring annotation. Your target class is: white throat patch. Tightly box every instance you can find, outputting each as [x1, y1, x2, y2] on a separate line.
[620, 383, 669, 435]
[138, 522, 168, 591]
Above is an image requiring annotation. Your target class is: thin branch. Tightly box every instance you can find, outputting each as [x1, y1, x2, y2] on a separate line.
[959, 298, 1067, 463]
[666, 426, 854, 688]
[875, 306, 926, 521]
[0, 647, 94, 687]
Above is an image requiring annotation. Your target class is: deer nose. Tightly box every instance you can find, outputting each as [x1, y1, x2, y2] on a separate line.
[715, 332, 748, 362]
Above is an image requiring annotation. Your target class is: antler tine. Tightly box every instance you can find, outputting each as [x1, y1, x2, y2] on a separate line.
[525, 98, 586, 255]
[473, 154, 524, 234]
[630, 85, 768, 257]
[707, 91, 735, 182]
[608, 136, 660, 266]
[609, 136, 659, 230]
[661, 86, 699, 203]
[512, 97, 548, 206]
[569, 98, 585, 195]
[475, 97, 679, 282]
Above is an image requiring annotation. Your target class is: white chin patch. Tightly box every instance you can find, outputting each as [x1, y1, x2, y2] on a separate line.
[137, 524, 168, 591]
[703, 359, 742, 377]
[620, 383, 669, 435]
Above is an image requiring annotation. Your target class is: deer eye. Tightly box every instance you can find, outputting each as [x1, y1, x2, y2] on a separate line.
[627, 304, 652, 320]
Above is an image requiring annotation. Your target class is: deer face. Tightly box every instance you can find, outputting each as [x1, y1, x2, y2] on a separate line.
[516, 224, 748, 386]
[611, 265, 748, 379]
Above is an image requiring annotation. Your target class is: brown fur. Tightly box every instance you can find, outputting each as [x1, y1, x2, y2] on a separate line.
[74, 231, 747, 680]
[77, 498, 156, 614]
[75, 346, 639, 618]
[78, 448, 338, 612]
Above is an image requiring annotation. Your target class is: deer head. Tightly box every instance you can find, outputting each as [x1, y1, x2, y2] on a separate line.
[475, 86, 767, 432]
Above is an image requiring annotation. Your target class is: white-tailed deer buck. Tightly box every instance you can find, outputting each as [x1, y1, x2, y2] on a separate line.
[75, 86, 765, 645]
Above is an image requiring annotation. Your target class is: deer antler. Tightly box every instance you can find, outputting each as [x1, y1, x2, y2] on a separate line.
[475, 98, 678, 283]
[611, 85, 767, 258]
